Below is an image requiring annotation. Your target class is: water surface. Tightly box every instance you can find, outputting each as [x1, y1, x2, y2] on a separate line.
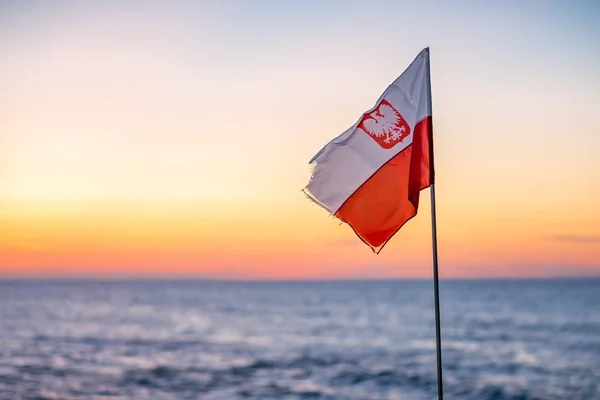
[1, 279, 598, 399]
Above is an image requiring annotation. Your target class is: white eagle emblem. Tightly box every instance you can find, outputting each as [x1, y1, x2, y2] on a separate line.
[358, 99, 411, 149]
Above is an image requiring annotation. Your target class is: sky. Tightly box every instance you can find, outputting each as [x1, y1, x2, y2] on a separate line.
[1, 0, 599, 279]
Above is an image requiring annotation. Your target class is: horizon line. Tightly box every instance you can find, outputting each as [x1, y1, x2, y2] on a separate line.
[1, 275, 599, 283]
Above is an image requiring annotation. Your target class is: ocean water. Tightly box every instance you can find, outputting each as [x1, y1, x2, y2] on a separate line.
[0, 279, 599, 400]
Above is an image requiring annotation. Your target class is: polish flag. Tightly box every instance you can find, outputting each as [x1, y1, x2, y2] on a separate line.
[303, 48, 434, 253]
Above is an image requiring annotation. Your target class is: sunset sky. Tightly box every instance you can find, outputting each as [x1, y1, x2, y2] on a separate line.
[1, 0, 599, 279]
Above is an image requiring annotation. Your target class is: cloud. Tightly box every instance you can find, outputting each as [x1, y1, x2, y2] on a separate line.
[550, 234, 600, 244]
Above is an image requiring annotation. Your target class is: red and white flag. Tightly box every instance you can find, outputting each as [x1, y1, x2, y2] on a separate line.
[303, 48, 434, 253]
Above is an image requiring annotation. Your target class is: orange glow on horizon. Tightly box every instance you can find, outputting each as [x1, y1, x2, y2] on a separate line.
[1, 196, 598, 279]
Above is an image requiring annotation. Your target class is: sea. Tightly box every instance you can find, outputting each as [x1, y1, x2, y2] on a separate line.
[0, 279, 599, 400]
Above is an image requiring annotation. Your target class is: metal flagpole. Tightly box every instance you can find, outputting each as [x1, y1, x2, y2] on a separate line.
[425, 47, 444, 400]
[430, 183, 443, 400]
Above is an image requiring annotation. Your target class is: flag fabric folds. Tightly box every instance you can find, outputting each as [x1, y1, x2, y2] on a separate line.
[303, 48, 434, 253]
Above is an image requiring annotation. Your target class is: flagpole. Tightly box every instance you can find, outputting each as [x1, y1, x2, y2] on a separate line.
[425, 47, 444, 400]
[430, 183, 444, 400]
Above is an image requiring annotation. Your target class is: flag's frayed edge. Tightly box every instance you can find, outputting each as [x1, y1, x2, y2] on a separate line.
[301, 188, 352, 231]
[302, 161, 333, 215]
[301, 187, 333, 215]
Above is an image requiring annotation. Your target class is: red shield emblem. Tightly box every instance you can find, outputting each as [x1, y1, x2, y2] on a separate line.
[358, 100, 410, 149]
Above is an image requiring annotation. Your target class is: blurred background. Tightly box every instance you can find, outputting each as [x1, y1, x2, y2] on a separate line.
[1, 0, 599, 399]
